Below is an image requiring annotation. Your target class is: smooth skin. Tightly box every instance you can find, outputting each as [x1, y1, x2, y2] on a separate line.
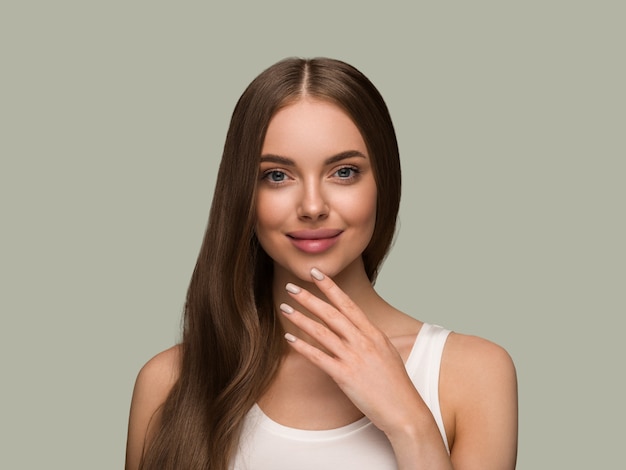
[126, 99, 518, 469]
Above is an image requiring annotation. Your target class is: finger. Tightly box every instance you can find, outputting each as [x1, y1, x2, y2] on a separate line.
[280, 302, 347, 355]
[285, 282, 359, 338]
[308, 268, 373, 331]
[284, 332, 345, 380]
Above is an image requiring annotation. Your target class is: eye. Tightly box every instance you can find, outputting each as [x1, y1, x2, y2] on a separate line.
[333, 166, 360, 180]
[262, 169, 289, 184]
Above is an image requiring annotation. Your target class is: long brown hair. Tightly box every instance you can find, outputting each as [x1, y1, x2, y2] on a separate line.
[140, 57, 401, 469]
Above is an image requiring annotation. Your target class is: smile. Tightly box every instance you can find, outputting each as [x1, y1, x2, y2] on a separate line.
[286, 229, 343, 254]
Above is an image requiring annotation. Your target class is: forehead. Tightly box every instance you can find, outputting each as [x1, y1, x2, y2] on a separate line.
[261, 99, 368, 159]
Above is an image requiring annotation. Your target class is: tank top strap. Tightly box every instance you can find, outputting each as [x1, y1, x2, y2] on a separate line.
[404, 323, 452, 453]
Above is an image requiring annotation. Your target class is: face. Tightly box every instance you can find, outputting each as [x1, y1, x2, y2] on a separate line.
[255, 98, 377, 283]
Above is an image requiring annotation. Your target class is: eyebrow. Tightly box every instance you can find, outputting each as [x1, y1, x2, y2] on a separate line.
[259, 150, 367, 166]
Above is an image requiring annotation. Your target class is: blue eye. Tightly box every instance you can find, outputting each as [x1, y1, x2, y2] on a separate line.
[264, 170, 287, 183]
[334, 167, 359, 179]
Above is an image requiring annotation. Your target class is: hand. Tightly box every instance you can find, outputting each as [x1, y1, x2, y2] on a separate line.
[280, 267, 425, 436]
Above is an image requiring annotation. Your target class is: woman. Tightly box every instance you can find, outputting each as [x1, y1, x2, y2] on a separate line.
[126, 57, 518, 469]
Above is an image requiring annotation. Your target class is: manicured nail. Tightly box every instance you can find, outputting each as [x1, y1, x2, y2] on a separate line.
[310, 268, 325, 281]
[280, 303, 294, 314]
[285, 333, 297, 343]
[286, 283, 301, 294]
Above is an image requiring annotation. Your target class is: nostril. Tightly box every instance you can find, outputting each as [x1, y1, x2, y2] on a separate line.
[297, 191, 329, 220]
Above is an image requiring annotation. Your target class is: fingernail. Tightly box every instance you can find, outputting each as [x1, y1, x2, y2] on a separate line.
[285, 333, 297, 343]
[310, 268, 325, 281]
[280, 303, 294, 314]
[286, 283, 301, 294]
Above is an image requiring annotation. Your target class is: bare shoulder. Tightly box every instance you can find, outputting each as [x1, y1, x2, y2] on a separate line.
[136, 345, 182, 392]
[440, 333, 518, 468]
[441, 332, 517, 408]
[125, 345, 182, 470]
[444, 332, 516, 379]
[131, 345, 182, 416]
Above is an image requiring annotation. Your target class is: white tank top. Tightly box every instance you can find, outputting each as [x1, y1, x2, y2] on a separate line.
[231, 323, 451, 470]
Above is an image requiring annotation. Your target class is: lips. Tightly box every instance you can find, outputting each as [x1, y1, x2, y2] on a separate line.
[287, 229, 343, 240]
[286, 229, 343, 253]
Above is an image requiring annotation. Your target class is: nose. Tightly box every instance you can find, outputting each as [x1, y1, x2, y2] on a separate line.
[297, 179, 329, 221]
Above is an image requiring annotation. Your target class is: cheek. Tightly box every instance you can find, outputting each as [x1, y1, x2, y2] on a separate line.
[334, 184, 377, 241]
[351, 183, 377, 225]
[362, 186, 378, 241]
[361, 194, 378, 236]
[255, 191, 288, 236]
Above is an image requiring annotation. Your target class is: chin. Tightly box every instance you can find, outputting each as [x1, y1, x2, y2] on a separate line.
[290, 263, 328, 283]
[279, 256, 364, 284]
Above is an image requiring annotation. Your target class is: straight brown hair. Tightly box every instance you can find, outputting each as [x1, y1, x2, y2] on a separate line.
[139, 57, 401, 469]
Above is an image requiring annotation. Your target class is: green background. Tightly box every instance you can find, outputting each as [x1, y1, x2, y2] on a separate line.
[1, 1, 624, 468]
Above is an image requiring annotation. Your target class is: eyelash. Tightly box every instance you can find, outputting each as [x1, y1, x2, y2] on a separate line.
[260, 166, 361, 186]
[261, 169, 290, 185]
[333, 166, 360, 181]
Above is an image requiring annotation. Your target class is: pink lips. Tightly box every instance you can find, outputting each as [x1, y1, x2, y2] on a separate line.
[287, 229, 343, 254]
